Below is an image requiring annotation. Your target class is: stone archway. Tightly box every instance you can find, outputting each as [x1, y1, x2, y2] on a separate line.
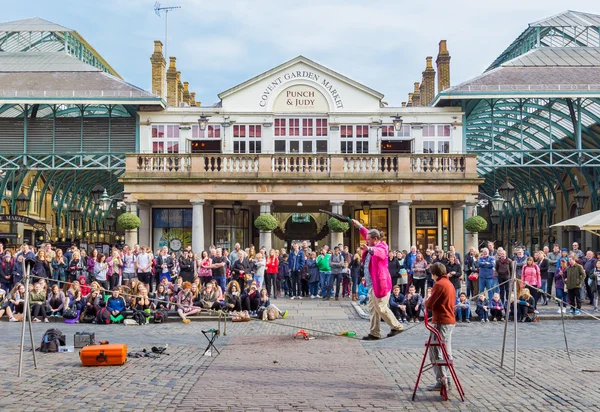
[273, 213, 329, 248]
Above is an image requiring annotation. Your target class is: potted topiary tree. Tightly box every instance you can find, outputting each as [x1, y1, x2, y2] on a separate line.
[117, 213, 141, 247]
[464, 215, 488, 233]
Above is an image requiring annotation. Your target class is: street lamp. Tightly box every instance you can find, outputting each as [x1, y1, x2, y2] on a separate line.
[574, 189, 589, 214]
[498, 180, 516, 203]
[198, 113, 210, 131]
[91, 184, 104, 204]
[16, 189, 30, 213]
[391, 114, 403, 131]
[69, 204, 81, 219]
[99, 189, 112, 212]
[490, 190, 505, 212]
[490, 211, 501, 225]
[105, 213, 116, 228]
[524, 203, 536, 253]
[361, 201, 371, 214]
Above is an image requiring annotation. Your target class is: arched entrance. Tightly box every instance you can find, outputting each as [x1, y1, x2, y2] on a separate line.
[273, 213, 329, 249]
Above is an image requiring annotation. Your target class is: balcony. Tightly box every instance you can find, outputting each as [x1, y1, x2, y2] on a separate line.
[124, 153, 479, 181]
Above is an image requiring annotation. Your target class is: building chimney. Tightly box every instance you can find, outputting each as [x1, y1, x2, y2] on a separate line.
[401, 102, 407, 108]
[166, 57, 178, 107]
[150, 41, 166, 99]
[407, 92, 414, 107]
[412, 82, 421, 107]
[421, 56, 436, 106]
[436, 40, 451, 92]
[190, 92, 197, 107]
[176, 71, 184, 105]
[182, 81, 191, 105]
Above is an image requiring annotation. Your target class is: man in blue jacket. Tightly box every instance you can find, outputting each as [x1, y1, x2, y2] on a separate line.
[404, 246, 418, 276]
[477, 248, 496, 301]
[289, 242, 306, 299]
[107, 287, 126, 322]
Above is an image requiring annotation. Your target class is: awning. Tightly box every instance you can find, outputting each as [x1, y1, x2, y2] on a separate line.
[550, 210, 600, 233]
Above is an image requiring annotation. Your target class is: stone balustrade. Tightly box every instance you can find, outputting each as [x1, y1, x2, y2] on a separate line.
[127, 153, 477, 179]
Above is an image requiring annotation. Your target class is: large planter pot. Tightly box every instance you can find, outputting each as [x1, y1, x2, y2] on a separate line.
[125, 228, 137, 247]
[259, 230, 272, 252]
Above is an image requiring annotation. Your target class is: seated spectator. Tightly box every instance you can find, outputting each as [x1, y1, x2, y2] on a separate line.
[67, 280, 81, 301]
[79, 276, 91, 297]
[0, 289, 15, 321]
[357, 278, 369, 306]
[224, 280, 242, 312]
[177, 281, 200, 324]
[405, 285, 424, 323]
[475, 293, 489, 322]
[389, 285, 407, 322]
[68, 289, 86, 314]
[455, 292, 471, 323]
[82, 288, 102, 322]
[256, 289, 288, 320]
[209, 279, 225, 302]
[517, 288, 536, 322]
[30, 282, 48, 323]
[46, 284, 66, 317]
[106, 287, 126, 323]
[241, 282, 260, 313]
[154, 284, 170, 310]
[132, 286, 152, 322]
[5, 283, 25, 321]
[489, 293, 504, 321]
[191, 283, 201, 306]
[200, 282, 221, 311]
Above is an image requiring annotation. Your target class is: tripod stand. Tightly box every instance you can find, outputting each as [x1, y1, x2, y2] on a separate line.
[17, 259, 38, 377]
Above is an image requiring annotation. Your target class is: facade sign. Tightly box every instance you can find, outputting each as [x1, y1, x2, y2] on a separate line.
[0, 214, 39, 226]
[258, 70, 344, 109]
[273, 85, 329, 113]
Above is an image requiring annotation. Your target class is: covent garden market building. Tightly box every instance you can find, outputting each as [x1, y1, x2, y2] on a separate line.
[2, 11, 600, 258]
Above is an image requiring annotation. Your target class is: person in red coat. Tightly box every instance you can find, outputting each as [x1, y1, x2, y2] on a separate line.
[424, 262, 456, 391]
[351, 219, 404, 340]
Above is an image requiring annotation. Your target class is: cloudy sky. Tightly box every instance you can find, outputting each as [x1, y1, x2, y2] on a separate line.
[4, 0, 599, 106]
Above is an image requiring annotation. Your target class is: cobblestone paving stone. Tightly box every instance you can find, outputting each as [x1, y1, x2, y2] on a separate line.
[0, 298, 598, 411]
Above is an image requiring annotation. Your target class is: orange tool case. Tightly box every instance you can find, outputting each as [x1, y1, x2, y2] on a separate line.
[79, 344, 128, 367]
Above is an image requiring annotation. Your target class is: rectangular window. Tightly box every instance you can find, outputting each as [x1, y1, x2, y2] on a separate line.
[423, 141, 435, 153]
[381, 125, 394, 137]
[302, 118, 313, 136]
[422, 125, 436, 137]
[302, 141, 313, 153]
[340, 125, 369, 154]
[191, 124, 221, 139]
[233, 125, 262, 154]
[437, 125, 451, 137]
[437, 140, 450, 153]
[289, 118, 300, 136]
[353, 209, 388, 252]
[274, 140, 286, 153]
[275, 118, 286, 136]
[152, 124, 180, 153]
[152, 208, 193, 252]
[213, 209, 249, 251]
[316, 119, 328, 136]
[341, 141, 353, 154]
[316, 140, 328, 153]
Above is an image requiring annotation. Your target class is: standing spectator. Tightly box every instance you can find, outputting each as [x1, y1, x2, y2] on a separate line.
[0, 252, 13, 292]
[306, 252, 320, 299]
[583, 250, 597, 305]
[404, 246, 418, 286]
[12, 254, 24, 285]
[350, 250, 362, 300]
[316, 247, 331, 299]
[444, 254, 462, 299]
[197, 251, 213, 286]
[32, 250, 51, 282]
[51, 249, 68, 286]
[210, 248, 228, 293]
[411, 252, 428, 298]
[134, 247, 152, 292]
[178, 250, 194, 284]
[536, 251, 549, 305]
[351, 219, 404, 339]
[591, 260, 600, 311]
[546, 244, 561, 297]
[156, 247, 174, 285]
[487, 242, 496, 258]
[121, 246, 136, 287]
[478, 248, 496, 301]
[230, 250, 250, 293]
[495, 249, 512, 303]
[94, 254, 109, 291]
[554, 259, 569, 313]
[265, 249, 279, 295]
[464, 247, 477, 298]
[253, 252, 266, 289]
[424, 262, 457, 391]
[274, 254, 289, 299]
[570, 242, 584, 261]
[68, 251, 86, 284]
[388, 251, 401, 287]
[288, 242, 305, 299]
[230, 243, 241, 266]
[107, 250, 123, 290]
[566, 254, 586, 315]
[521, 257, 541, 309]
[329, 246, 345, 301]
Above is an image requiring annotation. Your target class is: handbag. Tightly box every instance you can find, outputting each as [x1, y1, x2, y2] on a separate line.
[468, 273, 479, 281]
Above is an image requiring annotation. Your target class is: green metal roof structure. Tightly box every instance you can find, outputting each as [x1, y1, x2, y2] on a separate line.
[433, 10, 600, 241]
[0, 17, 164, 240]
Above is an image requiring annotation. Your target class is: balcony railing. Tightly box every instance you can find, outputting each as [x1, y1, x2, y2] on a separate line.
[127, 153, 478, 179]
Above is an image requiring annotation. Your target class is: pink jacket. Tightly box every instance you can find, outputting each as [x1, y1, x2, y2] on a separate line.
[359, 226, 392, 298]
[521, 264, 541, 287]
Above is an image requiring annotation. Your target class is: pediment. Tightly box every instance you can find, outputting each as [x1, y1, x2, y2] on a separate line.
[218, 56, 384, 112]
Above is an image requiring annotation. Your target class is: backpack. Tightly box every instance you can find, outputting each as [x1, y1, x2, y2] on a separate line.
[39, 328, 66, 353]
[153, 309, 169, 324]
[63, 308, 79, 319]
[96, 307, 110, 325]
[132, 310, 147, 325]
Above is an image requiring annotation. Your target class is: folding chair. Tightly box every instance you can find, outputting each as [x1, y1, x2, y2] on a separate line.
[412, 308, 465, 401]
[202, 328, 220, 356]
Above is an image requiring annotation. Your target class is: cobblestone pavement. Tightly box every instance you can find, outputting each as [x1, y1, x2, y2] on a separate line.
[0, 298, 598, 411]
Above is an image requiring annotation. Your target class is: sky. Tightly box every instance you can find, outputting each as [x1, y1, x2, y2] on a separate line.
[4, 0, 599, 106]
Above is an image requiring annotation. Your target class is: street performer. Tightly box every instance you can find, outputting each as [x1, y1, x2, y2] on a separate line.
[352, 219, 404, 340]
[424, 262, 456, 391]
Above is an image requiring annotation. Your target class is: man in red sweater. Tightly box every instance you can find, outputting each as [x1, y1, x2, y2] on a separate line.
[424, 262, 456, 391]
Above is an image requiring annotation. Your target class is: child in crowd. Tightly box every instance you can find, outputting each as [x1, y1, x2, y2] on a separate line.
[389, 285, 407, 322]
[455, 292, 471, 323]
[107, 287, 126, 323]
[489, 293, 504, 321]
[306, 252, 320, 299]
[475, 293, 489, 322]
[405, 285, 424, 323]
[257, 289, 288, 320]
[357, 277, 369, 305]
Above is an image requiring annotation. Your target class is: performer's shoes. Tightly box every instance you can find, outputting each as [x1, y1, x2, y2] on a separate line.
[361, 334, 380, 341]
[426, 383, 443, 391]
[387, 328, 404, 338]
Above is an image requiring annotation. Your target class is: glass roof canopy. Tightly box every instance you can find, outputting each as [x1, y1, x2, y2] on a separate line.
[433, 10, 600, 213]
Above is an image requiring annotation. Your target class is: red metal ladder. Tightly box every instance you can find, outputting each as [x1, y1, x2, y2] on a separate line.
[412, 308, 465, 401]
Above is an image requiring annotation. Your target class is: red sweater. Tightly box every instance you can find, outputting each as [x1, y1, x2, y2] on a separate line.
[425, 276, 456, 325]
[266, 257, 279, 274]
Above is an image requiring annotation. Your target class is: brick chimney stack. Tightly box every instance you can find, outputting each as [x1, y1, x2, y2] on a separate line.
[183, 81, 191, 105]
[190, 92, 197, 107]
[421, 56, 436, 106]
[412, 82, 421, 107]
[166, 57, 178, 107]
[176, 71, 183, 105]
[150, 41, 166, 99]
[436, 40, 451, 92]
[407, 92, 414, 107]
[401, 102, 407, 108]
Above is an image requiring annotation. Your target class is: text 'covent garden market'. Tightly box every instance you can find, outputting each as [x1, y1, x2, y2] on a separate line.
[2, 10, 600, 258]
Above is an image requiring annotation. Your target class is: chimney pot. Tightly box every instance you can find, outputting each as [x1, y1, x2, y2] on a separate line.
[436, 40, 451, 93]
[426, 56, 433, 69]
[439, 40, 448, 53]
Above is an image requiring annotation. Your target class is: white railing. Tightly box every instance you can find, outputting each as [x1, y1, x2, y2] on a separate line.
[343, 156, 398, 173]
[271, 155, 330, 173]
[203, 156, 259, 173]
[410, 155, 466, 173]
[136, 154, 191, 172]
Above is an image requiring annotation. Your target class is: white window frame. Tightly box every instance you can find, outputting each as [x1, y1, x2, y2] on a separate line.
[233, 124, 262, 154]
[381, 124, 411, 138]
[340, 124, 369, 154]
[274, 117, 328, 154]
[152, 124, 180, 153]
